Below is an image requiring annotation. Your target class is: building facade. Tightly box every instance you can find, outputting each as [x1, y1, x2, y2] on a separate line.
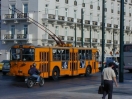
[0, 0, 132, 61]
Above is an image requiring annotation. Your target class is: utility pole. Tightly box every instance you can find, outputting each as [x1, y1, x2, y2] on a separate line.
[81, 8, 84, 47]
[113, 31, 114, 56]
[119, 0, 124, 82]
[90, 26, 92, 48]
[101, 0, 105, 71]
[75, 24, 77, 47]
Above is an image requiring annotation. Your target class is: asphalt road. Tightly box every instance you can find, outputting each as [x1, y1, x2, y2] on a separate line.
[0, 70, 131, 99]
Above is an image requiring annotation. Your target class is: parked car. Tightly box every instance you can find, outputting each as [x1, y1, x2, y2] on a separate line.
[2, 60, 10, 75]
[0, 60, 9, 71]
[0, 63, 4, 71]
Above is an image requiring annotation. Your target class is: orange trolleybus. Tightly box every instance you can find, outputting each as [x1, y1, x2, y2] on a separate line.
[9, 44, 99, 80]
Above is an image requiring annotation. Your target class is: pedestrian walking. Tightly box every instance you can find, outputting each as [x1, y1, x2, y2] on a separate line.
[102, 62, 118, 99]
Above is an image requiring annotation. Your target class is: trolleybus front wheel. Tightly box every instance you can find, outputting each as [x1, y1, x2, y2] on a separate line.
[52, 66, 60, 81]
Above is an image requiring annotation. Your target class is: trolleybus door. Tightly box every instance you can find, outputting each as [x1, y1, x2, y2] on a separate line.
[92, 52, 98, 73]
[78, 50, 86, 74]
[39, 50, 49, 78]
[70, 49, 78, 76]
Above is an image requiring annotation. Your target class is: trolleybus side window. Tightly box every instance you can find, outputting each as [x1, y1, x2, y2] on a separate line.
[78, 50, 86, 60]
[53, 49, 61, 61]
[61, 49, 69, 60]
[86, 50, 92, 60]
[53, 49, 69, 61]
[11, 48, 20, 60]
[22, 48, 34, 61]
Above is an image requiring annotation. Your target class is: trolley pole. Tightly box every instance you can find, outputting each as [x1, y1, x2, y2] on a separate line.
[75, 24, 77, 47]
[119, 0, 124, 82]
[90, 26, 92, 48]
[101, 0, 105, 72]
[81, 8, 84, 47]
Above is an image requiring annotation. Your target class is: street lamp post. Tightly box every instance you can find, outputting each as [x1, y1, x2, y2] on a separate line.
[119, 0, 124, 82]
[101, 0, 105, 72]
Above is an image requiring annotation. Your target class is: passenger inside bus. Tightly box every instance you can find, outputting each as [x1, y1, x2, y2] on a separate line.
[22, 49, 34, 61]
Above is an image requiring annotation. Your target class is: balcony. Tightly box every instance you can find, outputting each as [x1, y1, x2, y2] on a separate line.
[106, 40, 112, 45]
[2, 34, 14, 40]
[58, 16, 65, 21]
[77, 19, 81, 24]
[107, 23, 112, 28]
[114, 40, 118, 45]
[125, 26, 131, 33]
[58, 35, 65, 40]
[67, 36, 73, 42]
[17, 34, 28, 39]
[77, 37, 81, 42]
[114, 24, 118, 28]
[85, 20, 90, 25]
[1, 34, 32, 44]
[85, 38, 90, 43]
[67, 17, 74, 23]
[92, 38, 98, 43]
[2, 13, 33, 24]
[126, 26, 130, 30]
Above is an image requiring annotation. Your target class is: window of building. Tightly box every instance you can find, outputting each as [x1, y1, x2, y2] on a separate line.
[129, 20, 131, 26]
[90, 1, 93, 9]
[124, 19, 125, 26]
[74, 0, 77, 6]
[111, 3, 114, 13]
[11, 5, 15, 14]
[45, 4, 48, 14]
[105, 16, 106, 23]
[105, 2, 107, 12]
[82, 0, 85, 7]
[124, 5, 126, 15]
[24, 25, 28, 38]
[90, 13, 92, 21]
[117, 18, 120, 25]
[82, 0, 85, 3]
[23, 4, 28, 13]
[129, 7, 131, 16]
[55, 26, 59, 36]
[56, 0, 59, 2]
[111, 17, 113, 24]
[83, 11, 85, 19]
[11, 25, 15, 38]
[98, 14, 100, 22]
[65, 8, 68, 17]
[74, 10, 77, 19]
[65, 27, 68, 36]
[55, 6, 59, 16]
[97, 0, 100, 10]
[65, 0, 68, 4]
